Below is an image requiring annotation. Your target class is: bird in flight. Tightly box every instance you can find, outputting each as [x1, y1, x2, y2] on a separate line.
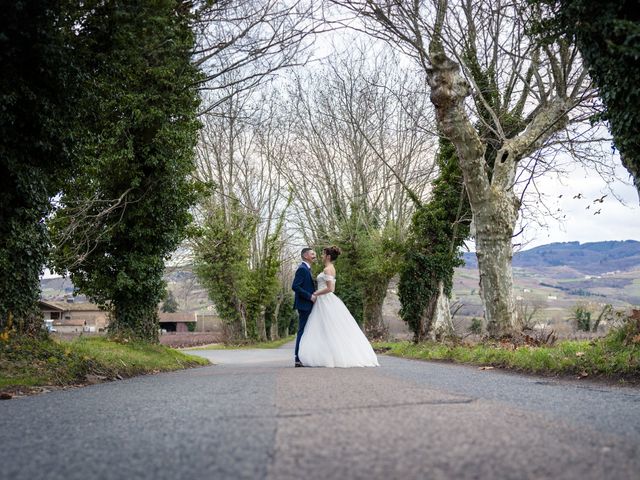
[593, 195, 607, 203]
[573, 193, 582, 199]
[594, 209, 602, 215]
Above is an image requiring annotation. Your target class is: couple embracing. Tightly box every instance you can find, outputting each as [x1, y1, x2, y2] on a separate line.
[291, 246, 379, 368]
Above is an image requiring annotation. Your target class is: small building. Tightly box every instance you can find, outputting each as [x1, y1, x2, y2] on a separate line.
[159, 312, 197, 332]
[39, 300, 108, 333]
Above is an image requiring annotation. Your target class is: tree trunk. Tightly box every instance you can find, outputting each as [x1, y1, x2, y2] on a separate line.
[108, 305, 159, 343]
[269, 299, 282, 341]
[474, 191, 519, 335]
[620, 152, 640, 204]
[426, 44, 523, 337]
[362, 279, 390, 339]
[256, 306, 267, 341]
[431, 281, 455, 339]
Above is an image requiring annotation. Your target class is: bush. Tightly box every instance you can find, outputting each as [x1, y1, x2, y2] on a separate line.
[469, 318, 482, 334]
[605, 309, 640, 348]
[573, 305, 591, 331]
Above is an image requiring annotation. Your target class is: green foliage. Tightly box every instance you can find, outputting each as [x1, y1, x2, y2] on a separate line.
[399, 138, 471, 341]
[162, 290, 179, 313]
[50, 1, 201, 342]
[529, 0, 640, 194]
[574, 305, 592, 332]
[194, 201, 255, 338]
[0, 1, 79, 333]
[242, 199, 289, 340]
[469, 318, 483, 335]
[194, 195, 288, 341]
[326, 209, 403, 336]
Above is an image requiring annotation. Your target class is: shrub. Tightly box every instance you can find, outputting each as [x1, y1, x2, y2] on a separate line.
[469, 318, 482, 334]
[573, 305, 591, 331]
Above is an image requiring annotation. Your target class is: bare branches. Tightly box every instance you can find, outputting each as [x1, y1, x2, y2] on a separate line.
[193, 0, 328, 113]
[281, 43, 437, 241]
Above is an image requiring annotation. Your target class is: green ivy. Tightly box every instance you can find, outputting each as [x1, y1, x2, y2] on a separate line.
[1, 1, 80, 333]
[50, 1, 201, 342]
[399, 138, 471, 341]
[321, 206, 403, 337]
[194, 201, 255, 339]
[194, 195, 289, 342]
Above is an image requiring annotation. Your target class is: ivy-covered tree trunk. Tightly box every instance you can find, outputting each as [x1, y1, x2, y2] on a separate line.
[1, 1, 78, 334]
[109, 304, 160, 343]
[426, 27, 570, 335]
[398, 138, 470, 342]
[362, 279, 390, 338]
[268, 298, 282, 341]
[255, 307, 267, 342]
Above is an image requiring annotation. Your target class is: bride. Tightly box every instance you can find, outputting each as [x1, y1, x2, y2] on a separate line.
[298, 246, 379, 368]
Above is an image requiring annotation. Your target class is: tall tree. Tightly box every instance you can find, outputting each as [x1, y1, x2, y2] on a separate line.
[337, 0, 597, 336]
[280, 45, 435, 335]
[0, 1, 78, 334]
[51, 1, 201, 342]
[529, 0, 640, 202]
[193, 84, 292, 342]
[399, 138, 471, 341]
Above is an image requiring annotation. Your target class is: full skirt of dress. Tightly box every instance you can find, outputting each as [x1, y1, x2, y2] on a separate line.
[298, 293, 379, 368]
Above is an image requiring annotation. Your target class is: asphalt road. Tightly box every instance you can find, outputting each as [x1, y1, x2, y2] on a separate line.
[1, 342, 639, 480]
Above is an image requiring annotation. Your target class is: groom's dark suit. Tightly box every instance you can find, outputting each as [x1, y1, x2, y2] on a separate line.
[292, 261, 315, 363]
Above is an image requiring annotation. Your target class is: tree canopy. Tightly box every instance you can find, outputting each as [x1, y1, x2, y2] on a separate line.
[50, 1, 201, 342]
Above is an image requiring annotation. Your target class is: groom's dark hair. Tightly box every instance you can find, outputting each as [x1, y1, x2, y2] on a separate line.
[300, 247, 313, 258]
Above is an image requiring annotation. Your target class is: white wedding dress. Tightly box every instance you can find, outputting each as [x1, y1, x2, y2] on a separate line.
[298, 272, 379, 368]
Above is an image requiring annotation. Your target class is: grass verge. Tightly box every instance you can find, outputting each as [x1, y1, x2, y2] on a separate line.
[373, 331, 640, 382]
[184, 335, 295, 350]
[0, 335, 209, 396]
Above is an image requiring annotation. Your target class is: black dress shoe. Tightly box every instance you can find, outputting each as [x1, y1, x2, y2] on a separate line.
[295, 361, 303, 368]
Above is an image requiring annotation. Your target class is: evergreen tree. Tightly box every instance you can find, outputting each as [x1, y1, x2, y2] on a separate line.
[0, 1, 78, 334]
[51, 1, 201, 342]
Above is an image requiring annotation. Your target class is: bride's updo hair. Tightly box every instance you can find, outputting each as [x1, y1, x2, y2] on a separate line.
[323, 245, 341, 261]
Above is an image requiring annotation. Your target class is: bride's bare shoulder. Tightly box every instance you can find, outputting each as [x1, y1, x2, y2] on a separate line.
[323, 265, 336, 276]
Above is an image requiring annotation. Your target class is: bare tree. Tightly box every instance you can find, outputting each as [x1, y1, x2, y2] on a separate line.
[276, 42, 437, 334]
[334, 0, 600, 336]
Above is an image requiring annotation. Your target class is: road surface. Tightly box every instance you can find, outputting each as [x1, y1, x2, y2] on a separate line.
[1, 342, 639, 479]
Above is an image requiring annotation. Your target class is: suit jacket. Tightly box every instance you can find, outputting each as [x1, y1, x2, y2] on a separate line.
[292, 262, 315, 312]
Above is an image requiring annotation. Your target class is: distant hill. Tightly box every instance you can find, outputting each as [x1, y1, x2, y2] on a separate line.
[462, 240, 640, 274]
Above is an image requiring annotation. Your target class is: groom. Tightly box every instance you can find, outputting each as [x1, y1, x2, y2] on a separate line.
[291, 247, 317, 367]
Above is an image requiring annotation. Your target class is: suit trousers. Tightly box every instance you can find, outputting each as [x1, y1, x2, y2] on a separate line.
[294, 309, 311, 362]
